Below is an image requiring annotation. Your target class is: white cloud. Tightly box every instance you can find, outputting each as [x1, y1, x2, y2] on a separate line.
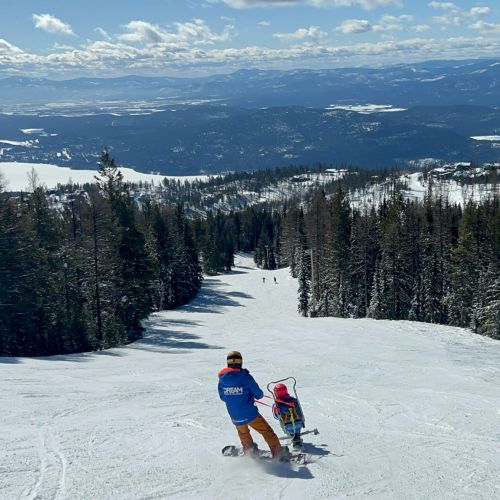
[52, 43, 76, 51]
[432, 14, 462, 26]
[428, 2, 459, 12]
[118, 19, 234, 46]
[0, 38, 24, 54]
[373, 14, 413, 32]
[95, 27, 111, 40]
[273, 25, 327, 40]
[428, 0, 464, 27]
[468, 7, 492, 18]
[2, 30, 500, 78]
[220, 0, 402, 10]
[469, 20, 500, 32]
[33, 13, 75, 36]
[336, 19, 372, 34]
[337, 14, 413, 34]
[429, 3, 494, 29]
[119, 21, 167, 44]
[412, 24, 431, 32]
[258, 20, 272, 26]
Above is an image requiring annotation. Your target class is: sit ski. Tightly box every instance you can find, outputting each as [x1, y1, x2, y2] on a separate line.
[267, 376, 318, 451]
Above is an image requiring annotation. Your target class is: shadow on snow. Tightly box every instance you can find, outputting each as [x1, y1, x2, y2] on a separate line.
[1, 274, 248, 362]
[257, 460, 314, 479]
[180, 277, 253, 314]
[132, 328, 222, 353]
[301, 442, 332, 458]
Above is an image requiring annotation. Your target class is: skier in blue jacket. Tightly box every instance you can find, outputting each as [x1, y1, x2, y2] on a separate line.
[218, 351, 282, 458]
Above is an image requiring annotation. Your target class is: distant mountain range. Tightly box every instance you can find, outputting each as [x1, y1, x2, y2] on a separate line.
[1, 58, 500, 109]
[0, 58, 499, 174]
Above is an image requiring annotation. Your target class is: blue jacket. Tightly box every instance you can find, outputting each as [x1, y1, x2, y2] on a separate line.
[218, 367, 263, 425]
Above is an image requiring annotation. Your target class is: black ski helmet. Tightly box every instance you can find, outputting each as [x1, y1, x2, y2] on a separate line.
[227, 351, 242, 368]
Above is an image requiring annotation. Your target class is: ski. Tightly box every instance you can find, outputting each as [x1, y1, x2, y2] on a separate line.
[279, 428, 319, 441]
[221, 445, 306, 465]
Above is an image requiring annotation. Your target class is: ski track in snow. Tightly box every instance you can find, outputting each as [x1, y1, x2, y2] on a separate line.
[1, 255, 500, 499]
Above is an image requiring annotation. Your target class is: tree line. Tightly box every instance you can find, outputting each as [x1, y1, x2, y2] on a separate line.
[205, 188, 499, 339]
[291, 189, 499, 338]
[0, 153, 203, 356]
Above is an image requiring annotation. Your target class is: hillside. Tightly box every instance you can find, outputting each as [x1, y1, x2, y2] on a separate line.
[1, 255, 498, 499]
[1, 104, 500, 173]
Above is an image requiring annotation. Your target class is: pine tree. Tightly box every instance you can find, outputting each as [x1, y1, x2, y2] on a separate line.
[96, 151, 154, 342]
[368, 194, 413, 320]
[281, 205, 302, 277]
[0, 185, 66, 355]
[471, 265, 500, 339]
[171, 204, 203, 305]
[324, 187, 351, 317]
[445, 201, 482, 327]
[305, 190, 329, 316]
[349, 206, 378, 317]
[82, 187, 123, 349]
[201, 210, 234, 274]
[297, 211, 310, 317]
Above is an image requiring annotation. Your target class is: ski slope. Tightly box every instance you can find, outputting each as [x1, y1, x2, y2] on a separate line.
[1, 255, 499, 500]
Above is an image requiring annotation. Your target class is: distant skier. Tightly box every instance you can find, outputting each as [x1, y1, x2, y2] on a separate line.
[273, 276, 278, 284]
[218, 351, 282, 459]
[262, 277, 266, 283]
[272, 383, 305, 449]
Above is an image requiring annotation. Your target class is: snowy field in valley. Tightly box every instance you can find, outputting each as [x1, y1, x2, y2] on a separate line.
[0, 162, 208, 191]
[1, 255, 499, 500]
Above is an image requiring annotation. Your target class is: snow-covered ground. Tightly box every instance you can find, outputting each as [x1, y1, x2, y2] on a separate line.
[0, 162, 208, 191]
[350, 171, 498, 208]
[1, 256, 499, 500]
[470, 136, 500, 142]
[326, 104, 407, 114]
[401, 172, 496, 205]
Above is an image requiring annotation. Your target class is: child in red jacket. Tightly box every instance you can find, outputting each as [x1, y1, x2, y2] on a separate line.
[272, 383, 305, 449]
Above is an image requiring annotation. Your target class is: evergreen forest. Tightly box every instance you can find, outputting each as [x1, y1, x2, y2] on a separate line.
[1, 156, 498, 357]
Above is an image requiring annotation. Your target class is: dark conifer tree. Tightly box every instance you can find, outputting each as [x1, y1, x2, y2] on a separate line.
[296, 208, 311, 317]
[170, 204, 203, 305]
[281, 206, 301, 277]
[96, 151, 154, 342]
[445, 201, 482, 327]
[368, 194, 413, 320]
[349, 206, 379, 317]
[324, 187, 351, 317]
[202, 210, 234, 274]
[305, 190, 329, 316]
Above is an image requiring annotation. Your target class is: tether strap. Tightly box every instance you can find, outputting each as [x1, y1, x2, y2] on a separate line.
[289, 408, 297, 434]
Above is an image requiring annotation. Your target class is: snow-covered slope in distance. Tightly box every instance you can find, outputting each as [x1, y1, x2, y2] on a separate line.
[0, 162, 208, 191]
[1, 256, 499, 499]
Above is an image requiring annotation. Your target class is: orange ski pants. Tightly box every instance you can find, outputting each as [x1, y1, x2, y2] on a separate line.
[235, 415, 281, 458]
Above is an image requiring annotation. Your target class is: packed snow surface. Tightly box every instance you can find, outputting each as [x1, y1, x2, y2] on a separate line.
[0, 162, 208, 191]
[1, 256, 499, 500]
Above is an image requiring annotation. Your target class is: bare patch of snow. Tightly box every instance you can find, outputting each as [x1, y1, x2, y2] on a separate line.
[326, 104, 406, 114]
[471, 135, 500, 141]
[20, 128, 47, 136]
[420, 75, 446, 82]
[0, 139, 35, 147]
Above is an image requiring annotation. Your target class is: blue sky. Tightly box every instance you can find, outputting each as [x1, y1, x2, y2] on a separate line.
[0, 0, 499, 78]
